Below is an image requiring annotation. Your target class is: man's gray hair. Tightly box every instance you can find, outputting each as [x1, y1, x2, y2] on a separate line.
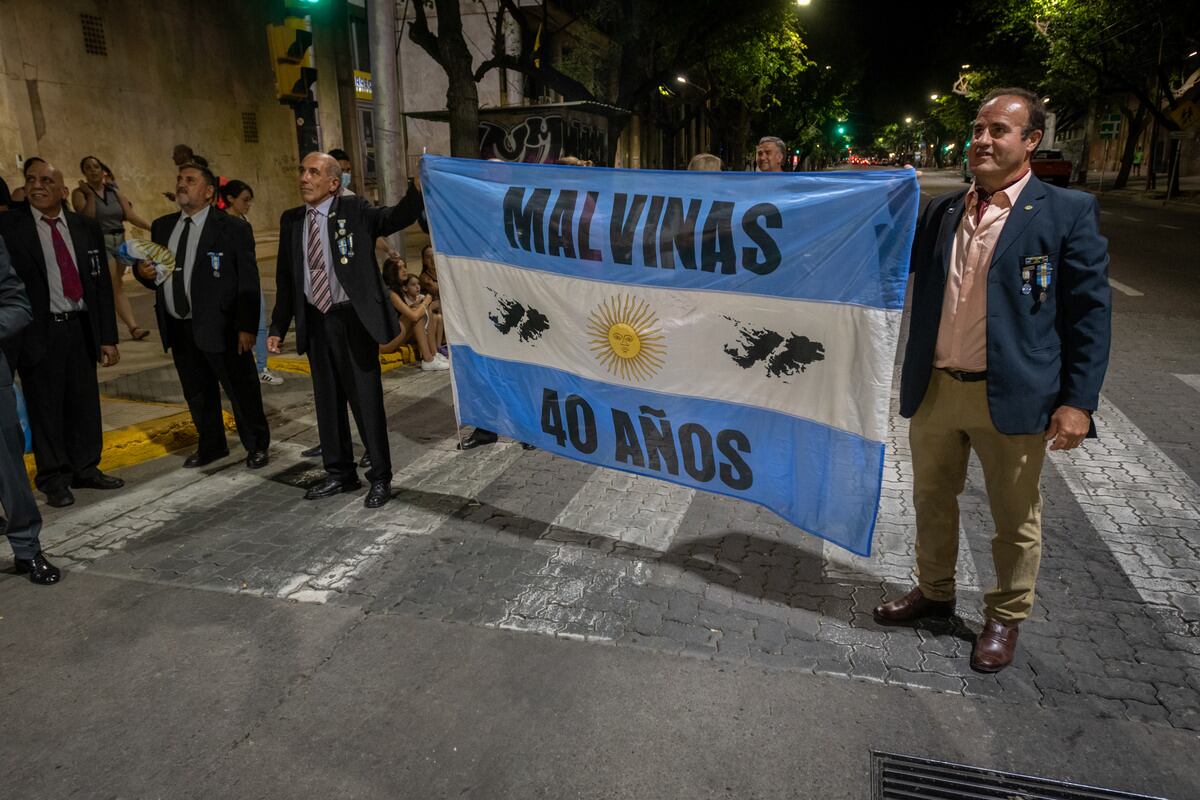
[981, 87, 1047, 139]
[757, 136, 786, 155]
[321, 153, 344, 183]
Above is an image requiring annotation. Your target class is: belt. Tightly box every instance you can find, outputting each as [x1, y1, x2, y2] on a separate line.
[939, 367, 987, 383]
[50, 310, 82, 322]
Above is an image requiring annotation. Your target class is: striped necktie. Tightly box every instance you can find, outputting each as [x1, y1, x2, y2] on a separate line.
[307, 208, 332, 313]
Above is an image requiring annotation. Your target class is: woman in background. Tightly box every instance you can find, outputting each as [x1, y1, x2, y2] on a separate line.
[72, 156, 152, 340]
[221, 179, 283, 385]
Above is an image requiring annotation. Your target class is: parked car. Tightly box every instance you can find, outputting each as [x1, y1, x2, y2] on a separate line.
[961, 148, 1073, 187]
[1030, 149, 1072, 187]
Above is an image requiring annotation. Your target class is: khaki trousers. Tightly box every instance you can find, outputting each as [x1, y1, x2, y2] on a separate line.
[910, 369, 1047, 624]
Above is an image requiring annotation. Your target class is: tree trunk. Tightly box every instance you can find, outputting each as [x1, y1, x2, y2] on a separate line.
[1111, 104, 1146, 190]
[434, 0, 480, 158]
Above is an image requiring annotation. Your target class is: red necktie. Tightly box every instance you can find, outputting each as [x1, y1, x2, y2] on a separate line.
[46, 217, 84, 302]
[973, 191, 992, 225]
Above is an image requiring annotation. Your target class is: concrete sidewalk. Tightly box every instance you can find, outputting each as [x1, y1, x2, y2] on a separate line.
[0, 570, 1194, 800]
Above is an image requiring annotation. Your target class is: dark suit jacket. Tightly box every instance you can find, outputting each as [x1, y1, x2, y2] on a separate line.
[0, 238, 33, 388]
[899, 174, 1112, 436]
[270, 187, 423, 354]
[0, 205, 117, 368]
[137, 207, 260, 354]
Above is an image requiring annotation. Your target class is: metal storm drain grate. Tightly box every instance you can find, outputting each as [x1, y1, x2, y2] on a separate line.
[872, 751, 1169, 800]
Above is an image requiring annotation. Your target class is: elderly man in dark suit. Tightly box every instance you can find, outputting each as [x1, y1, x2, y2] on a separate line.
[0, 160, 123, 508]
[135, 163, 270, 470]
[0, 238, 60, 583]
[268, 152, 424, 508]
[874, 88, 1111, 673]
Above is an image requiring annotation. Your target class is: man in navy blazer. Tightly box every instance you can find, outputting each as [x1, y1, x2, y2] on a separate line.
[874, 88, 1111, 672]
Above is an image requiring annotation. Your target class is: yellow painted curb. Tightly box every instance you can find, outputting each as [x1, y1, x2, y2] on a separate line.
[24, 409, 236, 485]
[268, 345, 415, 376]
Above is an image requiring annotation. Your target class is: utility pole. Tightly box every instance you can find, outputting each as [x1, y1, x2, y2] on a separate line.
[370, 0, 409, 253]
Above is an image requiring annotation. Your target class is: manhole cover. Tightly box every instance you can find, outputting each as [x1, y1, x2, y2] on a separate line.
[872, 751, 1169, 799]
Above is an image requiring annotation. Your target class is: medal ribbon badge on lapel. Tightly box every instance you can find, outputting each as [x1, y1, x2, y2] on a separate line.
[336, 218, 352, 264]
[209, 251, 222, 278]
[88, 248, 102, 277]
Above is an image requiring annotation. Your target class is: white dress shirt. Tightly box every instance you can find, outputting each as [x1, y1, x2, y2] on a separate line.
[164, 204, 211, 320]
[302, 194, 349, 307]
[34, 209, 86, 314]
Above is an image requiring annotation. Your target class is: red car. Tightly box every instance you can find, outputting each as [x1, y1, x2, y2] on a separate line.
[1030, 149, 1072, 187]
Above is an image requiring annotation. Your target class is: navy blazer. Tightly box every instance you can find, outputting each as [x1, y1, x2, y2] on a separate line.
[136, 207, 260, 354]
[0, 238, 33, 388]
[899, 174, 1112, 436]
[0, 206, 118, 367]
[270, 186, 423, 355]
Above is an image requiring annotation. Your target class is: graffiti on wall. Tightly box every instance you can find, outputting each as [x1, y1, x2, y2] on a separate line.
[479, 114, 608, 165]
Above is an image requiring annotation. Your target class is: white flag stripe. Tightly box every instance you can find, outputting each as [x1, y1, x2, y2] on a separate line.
[440, 254, 901, 442]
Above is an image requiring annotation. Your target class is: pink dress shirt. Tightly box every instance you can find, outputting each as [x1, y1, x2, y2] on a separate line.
[933, 169, 1033, 372]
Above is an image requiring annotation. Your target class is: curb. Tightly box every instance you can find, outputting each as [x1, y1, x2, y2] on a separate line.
[24, 407, 236, 487]
[267, 347, 416, 377]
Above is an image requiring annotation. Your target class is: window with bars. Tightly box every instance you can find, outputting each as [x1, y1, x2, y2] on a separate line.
[81, 14, 107, 56]
[241, 112, 259, 144]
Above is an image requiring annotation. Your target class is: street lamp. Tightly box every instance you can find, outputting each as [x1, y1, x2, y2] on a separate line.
[961, 63, 971, 69]
[796, 0, 812, 6]
[904, 116, 913, 124]
[930, 93, 939, 101]
[676, 76, 686, 84]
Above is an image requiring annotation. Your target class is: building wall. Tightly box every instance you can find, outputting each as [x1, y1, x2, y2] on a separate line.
[0, 0, 301, 233]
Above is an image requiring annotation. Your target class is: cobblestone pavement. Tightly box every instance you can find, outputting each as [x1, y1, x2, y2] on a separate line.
[38, 351, 1200, 734]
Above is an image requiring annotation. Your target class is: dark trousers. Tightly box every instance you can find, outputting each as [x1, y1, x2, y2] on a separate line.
[306, 303, 391, 483]
[0, 385, 42, 559]
[167, 318, 270, 457]
[17, 315, 103, 493]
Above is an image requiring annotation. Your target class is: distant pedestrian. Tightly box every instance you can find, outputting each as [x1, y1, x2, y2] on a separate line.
[0, 160, 125, 508]
[0, 236, 61, 584]
[328, 148, 355, 196]
[136, 162, 271, 471]
[687, 153, 722, 171]
[221, 179, 283, 386]
[755, 136, 786, 172]
[72, 155, 153, 341]
[875, 88, 1112, 673]
[1132, 146, 1144, 176]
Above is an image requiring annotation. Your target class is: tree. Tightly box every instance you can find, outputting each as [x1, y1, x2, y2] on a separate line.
[408, 0, 482, 158]
[985, 0, 1200, 190]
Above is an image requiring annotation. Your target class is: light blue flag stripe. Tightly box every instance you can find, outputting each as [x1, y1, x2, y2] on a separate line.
[422, 156, 919, 310]
[451, 345, 884, 556]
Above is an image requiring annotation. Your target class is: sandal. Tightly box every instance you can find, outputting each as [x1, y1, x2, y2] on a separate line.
[130, 327, 150, 341]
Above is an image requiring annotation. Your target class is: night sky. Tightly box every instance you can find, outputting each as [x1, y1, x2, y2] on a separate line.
[796, 0, 988, 137]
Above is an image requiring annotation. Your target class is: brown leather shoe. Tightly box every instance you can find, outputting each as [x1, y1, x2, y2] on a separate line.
[971, 618, 1020, 673]
[873, 587, 955, 624]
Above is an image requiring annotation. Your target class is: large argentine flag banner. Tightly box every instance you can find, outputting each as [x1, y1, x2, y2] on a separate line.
[421, 156, 918, 556]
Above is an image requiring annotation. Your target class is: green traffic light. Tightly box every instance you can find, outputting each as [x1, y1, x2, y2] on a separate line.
[836, 126, 845, 135]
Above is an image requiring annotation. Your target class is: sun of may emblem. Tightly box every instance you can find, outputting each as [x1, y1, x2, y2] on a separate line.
[587, 294, 667, 382]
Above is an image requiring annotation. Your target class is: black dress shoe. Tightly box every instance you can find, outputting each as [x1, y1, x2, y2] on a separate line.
[304, 475, 362, 500]
[183, 450, 229, 468]
[246, 450, 270, 469]
[45, 487, 75, 508]
[520, 442, 536, 451]
[359, 452, 372, 469]
[458, 429, 499, 450]
[14, 552, 62, 585]
[301, 444, 323, 458]
[71, 471, 125, 490]
[364, 480, 392, 508]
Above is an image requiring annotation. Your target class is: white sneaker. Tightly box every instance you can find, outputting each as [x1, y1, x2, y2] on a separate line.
[420, 358, 450, 371]
[259, 368, 284, 385]
[434, 353, 450, 364]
